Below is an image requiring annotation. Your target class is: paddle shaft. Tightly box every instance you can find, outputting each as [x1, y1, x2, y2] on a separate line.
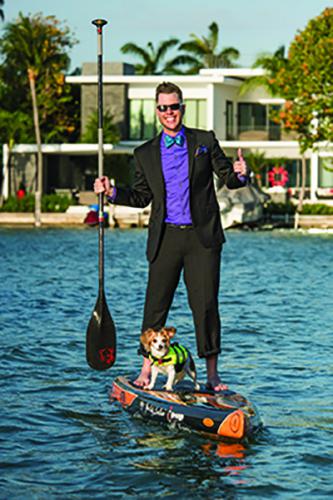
[93, 19, 107, 293]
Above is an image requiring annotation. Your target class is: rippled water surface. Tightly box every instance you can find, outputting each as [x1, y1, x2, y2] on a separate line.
[1, 227, 332, 499]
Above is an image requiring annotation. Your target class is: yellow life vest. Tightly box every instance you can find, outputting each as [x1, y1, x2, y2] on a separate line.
[149, 343, 189, 373]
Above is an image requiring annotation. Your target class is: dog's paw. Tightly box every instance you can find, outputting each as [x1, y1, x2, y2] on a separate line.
[164, 385, 173, 391]
[144, 383, 154, 390]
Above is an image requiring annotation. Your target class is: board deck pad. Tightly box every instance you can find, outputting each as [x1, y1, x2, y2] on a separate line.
[111, 376, 261, 441]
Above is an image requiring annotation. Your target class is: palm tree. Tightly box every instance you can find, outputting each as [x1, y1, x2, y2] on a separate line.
[239, 46, 287, 96]
[0, 13, 74, 225]
[0, 0, 4, 21]
[121, 38, 180, 75]
[245, 150, 267, 188]
[173, 22, 240, 74]
[82, 110, 120, 144]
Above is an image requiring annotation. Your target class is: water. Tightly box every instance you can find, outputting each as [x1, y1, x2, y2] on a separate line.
[0, 227, 332, 499]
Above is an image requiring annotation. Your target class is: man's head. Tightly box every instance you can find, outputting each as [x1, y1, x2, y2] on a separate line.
[155, 81, 185, 136]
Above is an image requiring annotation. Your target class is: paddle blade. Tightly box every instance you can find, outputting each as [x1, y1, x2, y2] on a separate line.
[86, 291, 116, 370]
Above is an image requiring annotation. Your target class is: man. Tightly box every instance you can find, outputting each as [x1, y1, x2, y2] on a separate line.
[94, 81, 248, 391]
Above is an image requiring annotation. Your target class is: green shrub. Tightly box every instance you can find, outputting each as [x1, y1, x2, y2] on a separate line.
[0, 194, 74, 213]
[0, 195, 35, 212]
[300, 203, 333, 215]
[42, 194, 73, 212]
[264, 201, 333, 216]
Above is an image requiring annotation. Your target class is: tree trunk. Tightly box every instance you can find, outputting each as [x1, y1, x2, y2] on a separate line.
[298, 154, 307, 212]
[294, 154, 307, 229]
[28, 69, 43, 227]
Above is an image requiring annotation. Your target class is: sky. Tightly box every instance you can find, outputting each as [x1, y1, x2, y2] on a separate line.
[2, 0, 331, 72]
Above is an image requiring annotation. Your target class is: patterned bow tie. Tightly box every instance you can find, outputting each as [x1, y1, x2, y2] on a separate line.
[164, 134, 185, 148]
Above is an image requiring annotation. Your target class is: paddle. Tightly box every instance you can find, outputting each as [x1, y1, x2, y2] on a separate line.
[86, 19, 116, 370]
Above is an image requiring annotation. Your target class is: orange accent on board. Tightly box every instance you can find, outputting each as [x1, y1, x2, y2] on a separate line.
[202, 418, 215, 428]
[112, 383, 137, 407]
[217, 409, 245, 439]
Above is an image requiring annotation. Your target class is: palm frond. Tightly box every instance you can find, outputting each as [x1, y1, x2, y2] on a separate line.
[169, 54, 201, 66]
[121, 42, 152, 65]
[219, 47, 240, 59]
[163, 54, 202, 74]
[155, 38, 179, 61]
[179, 40, 206, 56]
[207, 22, 219, 51]
[217, 47, 240, 67]
[238, 76, 273, 96]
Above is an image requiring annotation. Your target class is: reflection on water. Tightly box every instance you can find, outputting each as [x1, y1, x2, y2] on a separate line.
[0, 228, 332, 498]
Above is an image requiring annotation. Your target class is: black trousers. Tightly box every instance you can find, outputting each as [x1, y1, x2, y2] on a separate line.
[141, 225, 222, 358]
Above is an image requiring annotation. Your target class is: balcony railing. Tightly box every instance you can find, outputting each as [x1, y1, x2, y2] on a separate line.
[236, 126, 298, 142]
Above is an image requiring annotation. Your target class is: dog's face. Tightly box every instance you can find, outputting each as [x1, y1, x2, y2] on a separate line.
[140, 327, 176, 358]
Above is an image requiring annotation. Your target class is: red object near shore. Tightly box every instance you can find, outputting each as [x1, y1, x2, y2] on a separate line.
[16, 189, 26, 199]
[268, 166, 289, 187]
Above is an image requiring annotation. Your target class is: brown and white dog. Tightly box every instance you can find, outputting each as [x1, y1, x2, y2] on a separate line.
[140, 327, 200, 391]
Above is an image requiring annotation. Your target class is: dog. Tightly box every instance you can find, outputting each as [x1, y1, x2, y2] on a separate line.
[140, 327, 200, 391]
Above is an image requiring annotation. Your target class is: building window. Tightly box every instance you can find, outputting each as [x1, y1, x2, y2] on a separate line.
[319, 158, 333, 188]
[238, 103, 267, 139]
[268, 105, 281, 140]
[129, 99, 158, 140]
[183, 99, 207, 129]
[226, 101, 234, 140]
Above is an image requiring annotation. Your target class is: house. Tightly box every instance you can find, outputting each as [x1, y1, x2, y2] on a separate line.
[2, 63, 333, 203]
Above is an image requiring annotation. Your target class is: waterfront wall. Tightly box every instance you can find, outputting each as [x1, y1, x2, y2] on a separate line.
[1, 211, 333, 229]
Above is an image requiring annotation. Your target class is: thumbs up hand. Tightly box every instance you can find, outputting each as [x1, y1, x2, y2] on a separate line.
[233, 148, 248, 182]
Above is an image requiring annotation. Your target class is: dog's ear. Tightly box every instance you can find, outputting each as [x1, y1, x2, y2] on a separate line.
[162, 326, 176, 338]
[140, 328, 156, 351]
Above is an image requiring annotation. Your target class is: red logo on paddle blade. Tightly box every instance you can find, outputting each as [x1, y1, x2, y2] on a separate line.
[99, 347, 115, 364]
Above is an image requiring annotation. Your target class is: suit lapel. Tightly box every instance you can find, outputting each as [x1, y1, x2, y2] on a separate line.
[185, 127, 196, 179]
[150, 133, 165, 196]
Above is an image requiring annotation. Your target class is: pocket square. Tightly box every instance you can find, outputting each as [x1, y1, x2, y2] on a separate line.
[194, 145, 208, 157]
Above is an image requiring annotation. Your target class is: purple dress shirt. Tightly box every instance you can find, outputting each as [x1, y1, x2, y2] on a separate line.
[161, 127, 192, 225]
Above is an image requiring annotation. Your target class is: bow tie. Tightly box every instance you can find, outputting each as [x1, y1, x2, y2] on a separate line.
[164, 134, 185, 148]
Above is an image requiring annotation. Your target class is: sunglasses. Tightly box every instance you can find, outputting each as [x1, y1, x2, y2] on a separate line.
[156, 103, 182, 112]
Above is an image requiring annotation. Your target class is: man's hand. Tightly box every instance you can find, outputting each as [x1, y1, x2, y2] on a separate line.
[233, 148, 247, 177]
[94, 176, 114, 197]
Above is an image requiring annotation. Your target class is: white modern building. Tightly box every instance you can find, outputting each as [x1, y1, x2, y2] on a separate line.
[2, 65, 333, 203]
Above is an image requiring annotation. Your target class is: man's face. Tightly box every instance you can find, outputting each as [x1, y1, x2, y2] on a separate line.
[156, 92, 185, 136]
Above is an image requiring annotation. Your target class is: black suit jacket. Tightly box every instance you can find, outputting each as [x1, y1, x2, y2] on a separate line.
[113, 127, 245, 262]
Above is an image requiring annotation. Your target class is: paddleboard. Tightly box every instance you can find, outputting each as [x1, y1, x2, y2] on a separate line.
[111, 376, 261, 441]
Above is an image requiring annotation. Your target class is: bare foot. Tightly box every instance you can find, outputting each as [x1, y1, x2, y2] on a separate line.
[205, 354, 229, 391]
[134, 357, 151, 387]
[206, 375, 229, 392]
